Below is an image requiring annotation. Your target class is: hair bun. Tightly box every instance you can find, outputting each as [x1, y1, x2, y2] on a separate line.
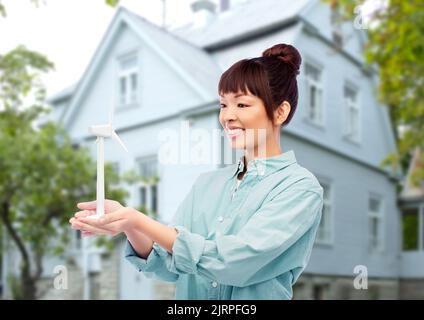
[262, 43, 302, 75]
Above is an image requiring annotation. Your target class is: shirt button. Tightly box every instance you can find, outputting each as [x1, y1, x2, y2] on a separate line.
[211, 281, 218, 288]
[218, 216, 224, 222]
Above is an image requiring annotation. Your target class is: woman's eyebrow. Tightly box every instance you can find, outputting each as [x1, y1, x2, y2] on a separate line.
[220, 94, 251, 100]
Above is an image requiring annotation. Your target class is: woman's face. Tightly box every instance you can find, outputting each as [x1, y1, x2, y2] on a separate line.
[219, 90, 276, 154]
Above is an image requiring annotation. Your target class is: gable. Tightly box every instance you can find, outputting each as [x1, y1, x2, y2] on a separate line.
[66, 22, 204, 140]
[60, 7, 221, 135]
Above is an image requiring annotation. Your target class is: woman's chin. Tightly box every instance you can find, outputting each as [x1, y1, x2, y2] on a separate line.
[230, 140, 246, 149]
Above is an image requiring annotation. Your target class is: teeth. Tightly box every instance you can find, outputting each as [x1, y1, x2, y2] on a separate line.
[226, 128, 244, 135]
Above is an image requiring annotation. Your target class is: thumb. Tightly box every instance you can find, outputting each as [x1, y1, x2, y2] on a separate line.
[77, 201, 97, 210]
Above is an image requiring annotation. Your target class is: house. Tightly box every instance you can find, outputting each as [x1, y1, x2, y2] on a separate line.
[3, 0, 418, 299]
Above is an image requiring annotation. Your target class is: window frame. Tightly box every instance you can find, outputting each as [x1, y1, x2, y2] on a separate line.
[315, 176, 334, 246]
[343, 81, 361, 144]
[368, 193, 385, 253]
[135, 155, 159, 220]
[401, 204, 424, 252]
[303, 59, 325, 128]
[116, 49, 140, 109]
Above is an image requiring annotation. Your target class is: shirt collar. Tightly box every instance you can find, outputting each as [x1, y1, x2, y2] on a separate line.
[230, 150, 297, 181]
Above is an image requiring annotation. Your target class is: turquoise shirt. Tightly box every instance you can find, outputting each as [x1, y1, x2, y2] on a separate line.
[125, 150, 324, 300]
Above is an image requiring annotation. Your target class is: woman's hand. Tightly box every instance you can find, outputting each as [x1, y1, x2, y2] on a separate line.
[69, 199, 141, 237]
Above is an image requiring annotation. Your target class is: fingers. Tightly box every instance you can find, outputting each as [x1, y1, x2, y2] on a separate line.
[78, 207, 126, 226]
[77, 201, 97, 210]
[74, 215, 125, 235]
[71, 201, 126, 236]
[74, 210, 96, 218]
[71, 220, 113, 235]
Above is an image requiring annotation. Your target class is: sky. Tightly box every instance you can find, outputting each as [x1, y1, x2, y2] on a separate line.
[0, 0, 196, 98]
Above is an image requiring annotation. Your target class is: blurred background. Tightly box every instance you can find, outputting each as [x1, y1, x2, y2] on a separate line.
[0, 0, 423, 300]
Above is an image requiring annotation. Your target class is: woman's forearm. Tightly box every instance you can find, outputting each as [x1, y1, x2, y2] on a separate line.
[124, 208, 179, 257]
[130, 208, 178, 254]
[125, 227, 154, 259]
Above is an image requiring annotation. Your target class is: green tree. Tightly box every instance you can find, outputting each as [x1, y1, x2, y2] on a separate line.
[324, 0, 424, 186]
[0, 46, 128, 299]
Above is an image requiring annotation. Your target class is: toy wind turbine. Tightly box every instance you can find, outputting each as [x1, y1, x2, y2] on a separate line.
[88, 94, 128, 218]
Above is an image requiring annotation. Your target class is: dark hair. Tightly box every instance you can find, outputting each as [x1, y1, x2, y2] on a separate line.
[218, 43, 302, 126]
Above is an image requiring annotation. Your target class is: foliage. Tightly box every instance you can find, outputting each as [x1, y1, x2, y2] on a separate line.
[0, 45, 129, 299]
[324, 0, 424, 186]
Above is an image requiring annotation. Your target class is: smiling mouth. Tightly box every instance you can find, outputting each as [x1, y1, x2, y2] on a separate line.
[226, 128, 245, 137]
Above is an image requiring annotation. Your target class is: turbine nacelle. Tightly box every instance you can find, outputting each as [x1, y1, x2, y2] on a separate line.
[89, 124, 113, 137]
[89, 124, 128, 153]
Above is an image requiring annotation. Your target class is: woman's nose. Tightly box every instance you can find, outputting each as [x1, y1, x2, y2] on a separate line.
[221, 110, 238, 123]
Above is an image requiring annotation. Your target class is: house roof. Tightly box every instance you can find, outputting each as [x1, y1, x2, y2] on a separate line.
[125, 9, 222, 98]
[170, 0, 313, 49]
[46, 83, 77, 104]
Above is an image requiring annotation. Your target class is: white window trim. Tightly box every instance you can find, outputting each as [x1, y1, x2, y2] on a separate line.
[136, 155, 159, 218]
[303, 59, 325, 129]
[421, 205, 424, 251]
[343, 81, 361, 144]
[116, 49, 140, 109]
[139, 184, 154, 206]
[368, 193, 385, 253]
[315, 176, 334, 246]
[401, 204, 424, 252]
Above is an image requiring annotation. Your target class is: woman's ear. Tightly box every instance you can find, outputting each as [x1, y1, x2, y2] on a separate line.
[274, 101, 291, 126]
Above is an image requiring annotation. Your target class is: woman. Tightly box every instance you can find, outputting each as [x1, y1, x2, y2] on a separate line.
[70, 43, 324, 300]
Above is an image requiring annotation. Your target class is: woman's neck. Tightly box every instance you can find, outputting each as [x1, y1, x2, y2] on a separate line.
[244, 144, 282, 168]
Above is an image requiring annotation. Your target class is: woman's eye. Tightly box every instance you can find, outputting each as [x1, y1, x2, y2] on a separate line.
[219, 103, 249, 108]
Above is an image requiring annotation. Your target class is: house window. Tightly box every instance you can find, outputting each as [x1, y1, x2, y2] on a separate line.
[137, 155, 159, 219]
[344, 84, 360, 142]
[316, 181, 332, 244]
[402, 206, 420, 251]
[139, 157, 157, 179]
[71, 229, 82, 251]
[305, 62, 324, 126]
[313, 283, 329, 300]
[368, 195, 384, 252]
[118, 53, 138, 107]
[151, 184, 158, 213]
[139, 186, 147, 208]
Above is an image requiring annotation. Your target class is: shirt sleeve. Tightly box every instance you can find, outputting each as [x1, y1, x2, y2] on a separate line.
[124, 183, 196, 283]
[167, 187, 324, 288]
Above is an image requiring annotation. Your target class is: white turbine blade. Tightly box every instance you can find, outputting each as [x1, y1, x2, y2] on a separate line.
[111, 130, 128, 153]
